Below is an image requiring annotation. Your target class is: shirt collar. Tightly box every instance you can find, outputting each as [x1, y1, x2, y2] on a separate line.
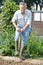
[20, 9, 26, 15]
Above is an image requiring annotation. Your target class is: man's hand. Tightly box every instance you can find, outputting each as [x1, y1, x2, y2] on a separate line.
[20, 28, 24, 32]
[16, 27, 21, 32]
[16, 28, 24, 32]
[13, 22, 29, 32]
[20, 24, 29, 32]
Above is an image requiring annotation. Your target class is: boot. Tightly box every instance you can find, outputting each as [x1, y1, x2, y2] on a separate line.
[18, 37, 21, 52]
[15, 41, 19, 56]
[19, 45, 25, 60]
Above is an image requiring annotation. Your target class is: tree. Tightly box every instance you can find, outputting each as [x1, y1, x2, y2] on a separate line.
[13, 0, 21, 4]
[13, 0, 35, 9]
[0, 0, 4, 6]
[24, 0, 34, 9]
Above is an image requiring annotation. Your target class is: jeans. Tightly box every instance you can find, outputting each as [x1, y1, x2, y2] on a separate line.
[14, 26, 32, 46]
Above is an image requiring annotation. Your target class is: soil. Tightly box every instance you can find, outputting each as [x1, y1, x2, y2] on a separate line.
[0, 56, 43, 65]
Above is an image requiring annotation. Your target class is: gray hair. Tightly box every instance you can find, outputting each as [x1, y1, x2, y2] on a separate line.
[19, 2, 27, 8]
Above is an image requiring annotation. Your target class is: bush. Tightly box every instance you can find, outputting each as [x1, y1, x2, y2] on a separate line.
[0, 31, 43, 58]
[2, 0, 19, 22]
[0, 8, 2, 13]
[0, 0, 19, 56]
[23, 33, 43, 58]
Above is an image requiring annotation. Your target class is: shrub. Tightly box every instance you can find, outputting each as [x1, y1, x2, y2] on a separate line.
[23, 33, 43, 58]
[0, 0, 19, 56]
[2, 0, 19, 23]
[0, 31, 43, 58]
[0, 8, 2, 13]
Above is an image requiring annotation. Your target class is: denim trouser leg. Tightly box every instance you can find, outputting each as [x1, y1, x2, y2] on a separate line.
[14, 26, 32, 46]
[21, 28, 32, 46]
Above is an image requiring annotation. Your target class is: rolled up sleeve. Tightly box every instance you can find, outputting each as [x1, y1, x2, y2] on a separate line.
[12, 12, 17, 23]
[27, 11, 32, 25]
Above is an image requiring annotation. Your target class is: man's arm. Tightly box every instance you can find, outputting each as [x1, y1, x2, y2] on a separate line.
[13, 22, 21, 32]
[21, 24, 29, 32]
[13, 22, 18, 29]
[21, 11, 32, 32]
[12, 12, 22, 32]
[13, 21, 29, 32]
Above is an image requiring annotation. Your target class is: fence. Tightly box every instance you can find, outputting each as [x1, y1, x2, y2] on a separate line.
[32, 11, 43, 36]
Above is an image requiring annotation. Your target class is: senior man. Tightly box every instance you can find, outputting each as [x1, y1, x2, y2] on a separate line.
[12, 2, 32, 60]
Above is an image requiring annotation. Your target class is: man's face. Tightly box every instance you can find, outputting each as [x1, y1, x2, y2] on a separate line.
[20, 5, 26, 14]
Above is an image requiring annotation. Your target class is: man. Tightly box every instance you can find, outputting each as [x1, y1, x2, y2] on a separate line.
[12, 2, 32, 60]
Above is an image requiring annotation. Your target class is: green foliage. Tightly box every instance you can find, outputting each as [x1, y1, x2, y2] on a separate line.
[23, 33, 43, 58]
[0, 8, 2, 13]
[0, 30, 43, 58]
[2, 0, 19, 23]
[13, 0, 21, 5]
[0, 0, 19, 56]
